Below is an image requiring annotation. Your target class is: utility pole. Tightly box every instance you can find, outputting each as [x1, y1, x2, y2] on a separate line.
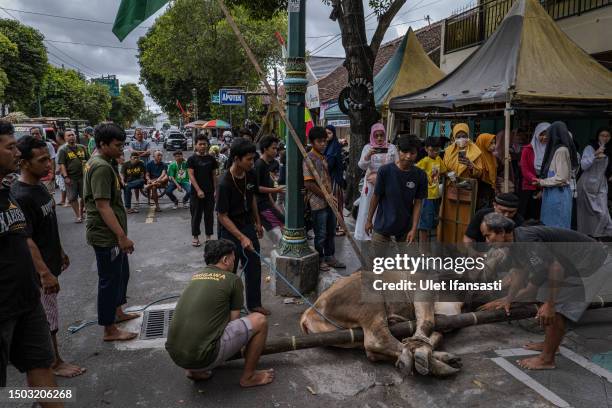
[273, 0, 318, 296]
[192, 88, 198, 120]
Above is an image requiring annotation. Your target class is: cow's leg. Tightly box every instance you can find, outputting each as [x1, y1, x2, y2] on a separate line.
[362, 324, 413, 375]
[407, 300, 436, 376]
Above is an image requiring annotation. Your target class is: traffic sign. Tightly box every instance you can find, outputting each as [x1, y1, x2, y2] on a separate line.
[219, 89, 245, 106]
[211, 94, 220, 104]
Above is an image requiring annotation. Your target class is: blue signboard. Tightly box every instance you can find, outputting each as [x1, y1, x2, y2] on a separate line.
[219, 89, 245, 106]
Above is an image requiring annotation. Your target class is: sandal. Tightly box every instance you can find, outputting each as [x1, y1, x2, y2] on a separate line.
[192, 239, 201, 247]
[335, 230, 346, 237]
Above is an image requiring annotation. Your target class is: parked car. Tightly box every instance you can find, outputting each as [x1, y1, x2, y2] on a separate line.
[163, 132, 187, 151]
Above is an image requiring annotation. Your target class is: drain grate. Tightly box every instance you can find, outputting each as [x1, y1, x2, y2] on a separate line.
[140, 309, 174, 340]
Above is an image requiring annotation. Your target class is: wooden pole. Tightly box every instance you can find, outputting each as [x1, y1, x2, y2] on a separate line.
[230, 300, 612, 359]
[216, 0, 366, 268]
[503, 101, 511, 193]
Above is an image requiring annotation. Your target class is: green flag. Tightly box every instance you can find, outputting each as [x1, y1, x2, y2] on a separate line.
[112, 0, 169, 41]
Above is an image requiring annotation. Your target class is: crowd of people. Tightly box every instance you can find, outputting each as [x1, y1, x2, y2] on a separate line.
[1, 115, 612, 404]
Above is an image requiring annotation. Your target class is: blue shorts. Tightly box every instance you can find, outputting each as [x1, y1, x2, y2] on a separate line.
[418, 198, 440, 231]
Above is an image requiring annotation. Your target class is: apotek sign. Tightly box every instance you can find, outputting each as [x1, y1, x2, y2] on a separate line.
[219, 89, 245, 106]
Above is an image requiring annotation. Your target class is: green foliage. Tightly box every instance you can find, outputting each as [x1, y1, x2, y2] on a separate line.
[0, 32, 17, 101]
[226, 0, 286, 19]
[39, 65, 111, 124]
[138, 0, 285, 121]
[109, 83, 146, 128]
[137, 110, 159, 127]
[0, 18, 47, 110]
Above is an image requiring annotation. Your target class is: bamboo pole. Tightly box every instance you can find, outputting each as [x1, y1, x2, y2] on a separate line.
[230, 300, 612, 359]
[216, 0, 366, 268]
[503, 101, 511, 193]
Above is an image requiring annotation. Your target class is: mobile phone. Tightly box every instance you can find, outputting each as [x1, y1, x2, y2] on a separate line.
[458, 150, 466, 159]
[373, 147, 389, 154]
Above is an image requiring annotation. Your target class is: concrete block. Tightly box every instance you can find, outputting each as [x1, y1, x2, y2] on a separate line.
[271, 249, 320, 297]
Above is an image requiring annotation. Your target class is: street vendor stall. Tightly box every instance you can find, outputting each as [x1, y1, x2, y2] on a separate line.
[389, 0, 612, 243]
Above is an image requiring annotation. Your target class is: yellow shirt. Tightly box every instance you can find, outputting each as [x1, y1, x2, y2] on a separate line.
[416, 156, 446, 199]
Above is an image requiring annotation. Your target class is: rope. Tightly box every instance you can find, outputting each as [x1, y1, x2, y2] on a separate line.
[248, 248, 345, 330]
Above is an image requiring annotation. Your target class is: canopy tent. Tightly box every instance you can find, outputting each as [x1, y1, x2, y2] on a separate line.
[389, 0, 612, 112]
[325, 28, 445, 121]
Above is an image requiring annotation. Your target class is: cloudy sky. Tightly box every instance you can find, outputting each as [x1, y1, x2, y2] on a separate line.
[0, 0, 473, 112]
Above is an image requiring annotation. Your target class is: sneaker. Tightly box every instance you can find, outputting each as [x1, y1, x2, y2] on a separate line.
[173, 203, 178, 210]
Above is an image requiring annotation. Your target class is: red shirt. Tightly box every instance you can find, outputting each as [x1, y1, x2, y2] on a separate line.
[520, 143, 537, 191]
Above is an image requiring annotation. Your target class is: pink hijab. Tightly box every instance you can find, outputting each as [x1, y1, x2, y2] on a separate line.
[370, 123, 387, 148]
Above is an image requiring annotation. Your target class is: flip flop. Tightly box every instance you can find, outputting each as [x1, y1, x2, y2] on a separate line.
[192, 240, 201, 247]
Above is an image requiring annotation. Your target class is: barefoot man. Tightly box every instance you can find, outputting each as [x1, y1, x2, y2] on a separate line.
[479, 213, 612, 370]
[84, 123, 139, 342]
[166, 239, 274, 387]
[12, 136, 86, 377]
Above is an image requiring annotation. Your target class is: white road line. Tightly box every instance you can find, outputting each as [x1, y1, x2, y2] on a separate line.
[145, 205, 155, 224]
[559, 346, 612, 383]
[491, 357, 571, 408]
[495, 348, 540, 357]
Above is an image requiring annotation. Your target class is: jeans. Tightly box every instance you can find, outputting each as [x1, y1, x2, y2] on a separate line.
[93, 246, 130, 326]
[166, 181, 191, 204]
[218, 225, 262, 310]
[123, 179, 145, 209]
[311, 206, 336, 261]
[190, 192, 215, 237]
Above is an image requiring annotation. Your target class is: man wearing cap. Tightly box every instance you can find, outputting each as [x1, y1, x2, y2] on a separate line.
[463, 192, 524, 244]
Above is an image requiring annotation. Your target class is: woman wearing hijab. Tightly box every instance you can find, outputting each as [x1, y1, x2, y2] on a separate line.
[535, 121, 578, 229]
[442, 123, 483, 179]
[577, 127, 612, 238]
[475, 133, 497, 208]
[519, 122, 550, 220]
[354, 123, 398, 241]
[324, 125, 346, 236]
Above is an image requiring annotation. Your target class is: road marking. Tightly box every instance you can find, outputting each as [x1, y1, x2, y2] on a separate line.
[495, 348, 540, 357]
[145, 205, 155, 224]
[491, 357, 571, 407]
[559, 346, 612, 383]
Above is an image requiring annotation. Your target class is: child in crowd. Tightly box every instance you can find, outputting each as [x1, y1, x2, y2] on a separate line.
[416, 137, 446, 243]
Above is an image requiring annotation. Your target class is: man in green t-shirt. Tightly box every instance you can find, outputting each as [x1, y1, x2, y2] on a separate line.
[58, 129, 89, 223]
[166, 239, 273, 387]
[165, 150, 191, 209]
[84, 123, 139, 342]
[84, 126, 96, 156]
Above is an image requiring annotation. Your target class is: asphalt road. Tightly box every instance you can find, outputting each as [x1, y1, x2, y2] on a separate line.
[4, 143, 612, 407]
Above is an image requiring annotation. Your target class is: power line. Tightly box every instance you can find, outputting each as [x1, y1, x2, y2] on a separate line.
[46, 51, 94, 77]
[0, 6, 151, 29]
[44, 41, 103, 76]
[44, 39, 138, 50]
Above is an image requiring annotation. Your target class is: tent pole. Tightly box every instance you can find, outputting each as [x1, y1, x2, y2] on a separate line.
[387, 111, 395, 140]
[503, 101, 511, 193]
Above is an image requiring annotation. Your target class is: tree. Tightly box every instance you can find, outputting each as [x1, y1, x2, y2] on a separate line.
[38, 65, 111, 124]
[0, 32, 17, 102]
[0, 18, 48, 112]
[109, 83, 145, 128]
[138, 0, 285, 120]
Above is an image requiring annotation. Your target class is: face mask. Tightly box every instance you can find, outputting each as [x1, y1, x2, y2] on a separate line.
[455, 138, 468, 148]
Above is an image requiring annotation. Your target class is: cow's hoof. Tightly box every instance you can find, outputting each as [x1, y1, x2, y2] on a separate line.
[433, 351, 462, 369]
[430, 356, 461, 377]
[414, 344, 432, 376]
[395, 347, 413, 376]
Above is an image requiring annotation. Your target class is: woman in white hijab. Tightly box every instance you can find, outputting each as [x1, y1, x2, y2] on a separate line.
[519, 122, 549, 219]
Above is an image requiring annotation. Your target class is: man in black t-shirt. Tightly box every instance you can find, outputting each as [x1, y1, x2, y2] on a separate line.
[13, 136, 85, 378]
[254, 135, 285, 244]
[479, 213, 612, 371]
[216, 138, 268, 315]
[121, 152, 146, 213]
[463, 193, 524, 244]
[188, 135, 219, 246]
[0, 121, 60, 395]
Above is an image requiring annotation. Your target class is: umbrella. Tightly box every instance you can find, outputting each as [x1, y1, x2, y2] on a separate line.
[203, 119, 231, 129]
[184, 120, 208, 129]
